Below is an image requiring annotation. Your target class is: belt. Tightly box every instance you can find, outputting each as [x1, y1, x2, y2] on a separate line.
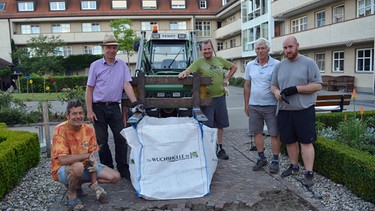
[93, 102, 120, 106]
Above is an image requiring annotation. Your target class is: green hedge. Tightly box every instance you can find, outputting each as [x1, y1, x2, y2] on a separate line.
[314, 111, 375, 203]
[315, 137, 375, 202]
[0, 123, 40, 199]
[229, 77, 245, 87]
[316, 110, 375, 130]
[18, 75, 88, 93]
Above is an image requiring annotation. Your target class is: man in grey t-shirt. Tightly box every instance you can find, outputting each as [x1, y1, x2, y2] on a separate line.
[271, 36, 322, 187]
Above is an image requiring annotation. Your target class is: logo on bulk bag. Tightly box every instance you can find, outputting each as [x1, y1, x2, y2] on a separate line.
[148, 151, 198, 162]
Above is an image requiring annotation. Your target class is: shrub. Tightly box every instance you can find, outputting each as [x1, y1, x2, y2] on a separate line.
[0, 91, 39, 126]
[314, 137, 375, 203]
[337, 118, 368, 148]
[0, 127, 40, 199]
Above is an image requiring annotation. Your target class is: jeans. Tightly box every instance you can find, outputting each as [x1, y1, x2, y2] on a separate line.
[93, 104, 128, 172]
[57, 164, 106, 185]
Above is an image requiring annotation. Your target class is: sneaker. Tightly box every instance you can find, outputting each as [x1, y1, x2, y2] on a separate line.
[303, 172, 314, 187]
[252, 157, 267, 171]
[217, 149, 229, 160]
[269, 160, 280, 173]
[281, 164, 300, 177]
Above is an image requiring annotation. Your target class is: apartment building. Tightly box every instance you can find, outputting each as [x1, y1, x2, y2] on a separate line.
[240, 0, 279, 74]
[2, 0, 372, 92]
[0, 0, 244, 77]
[271, 0, 375, 93]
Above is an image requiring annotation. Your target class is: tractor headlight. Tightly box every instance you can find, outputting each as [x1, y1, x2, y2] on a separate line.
[172, 92, 181, 97]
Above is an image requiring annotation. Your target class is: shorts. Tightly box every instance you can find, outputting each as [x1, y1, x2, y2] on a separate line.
[248, 105, 278, 136]
[278, 106, 316, 144]
[57, 163, 106, 185]
[201, 96, 229, 128]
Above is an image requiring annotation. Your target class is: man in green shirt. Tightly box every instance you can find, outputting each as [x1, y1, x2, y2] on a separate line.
[178, 40, 237, 159]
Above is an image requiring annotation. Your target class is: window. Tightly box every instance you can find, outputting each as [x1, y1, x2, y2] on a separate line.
[92, 45, 102, 55]
[21, 24, 40, 34]
[170, 21, 186, 30]
[0, 2, 6, 10]
[358, 0, 374, 17]
[230, 39, 236, 48]
[25, 47, 38, 58]
[81, 1, 97, 10]
[52, 24, 70, 33]
[195, 21, 211, 37]
[84, 45, 101, 55]
[82, 23, 100, 32]
[217, 42, 223, 51]
[356, 48, 374, 72]
[222, 0, 227, 6]
[112, 0, 127, 9]
[291, 16, 307, 33]
[316, 10, 325, 27]
[141, 22, 158, 30]
[199, 0, 207, 9]
[315, 53, 325, 72]
[171, 0, 185, 9]
[333, 51, 344, 72]
[333, 5, 344, 23]
[50, 1, 66, 11]
[274, 21, 283, 37]
[83, 46, 92, 54]
[55, 46, 72, 57]
[245, 0, 268, 21]
[18, 2, 34, 11]
[242, 23, 268, 52]
[142, 0, 157, 9]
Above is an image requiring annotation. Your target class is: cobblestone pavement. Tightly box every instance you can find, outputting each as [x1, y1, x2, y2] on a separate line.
[48, 129, 323, 211]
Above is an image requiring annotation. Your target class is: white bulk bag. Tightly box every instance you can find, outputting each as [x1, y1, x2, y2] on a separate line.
[121, 116, 218, 200]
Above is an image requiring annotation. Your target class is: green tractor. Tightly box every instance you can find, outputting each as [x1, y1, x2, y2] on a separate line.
[124, 27, 211, 120]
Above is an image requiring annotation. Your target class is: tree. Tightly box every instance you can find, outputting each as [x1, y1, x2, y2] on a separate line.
[110, 19, 139, 67]
[12, 35, 65, 75]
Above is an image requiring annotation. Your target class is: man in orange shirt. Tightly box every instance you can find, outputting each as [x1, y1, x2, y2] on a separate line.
[52, 100, 120, 210]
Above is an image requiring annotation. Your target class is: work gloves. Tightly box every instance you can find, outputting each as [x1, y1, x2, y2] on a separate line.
[280, 86, 298, 104]
[85, 152, 98, 173]
[281, 86, 298, 96]
[132, 101, 146, 114]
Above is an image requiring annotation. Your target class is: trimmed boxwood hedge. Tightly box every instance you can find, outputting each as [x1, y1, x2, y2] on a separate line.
[315, 137, 375, 203]
[0, 123, 40, 199]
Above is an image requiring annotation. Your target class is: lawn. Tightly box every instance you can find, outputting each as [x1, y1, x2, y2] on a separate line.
[12, 92, 61, 101]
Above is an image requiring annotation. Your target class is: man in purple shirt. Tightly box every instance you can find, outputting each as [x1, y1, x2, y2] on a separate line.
[85, 35, 142, 179]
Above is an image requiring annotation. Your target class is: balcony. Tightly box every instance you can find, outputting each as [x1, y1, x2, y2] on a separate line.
[214, 18, 241, 40]
[272, 0, 337, 19]
[216, 46, 242, 60]
[12, 32, 108, 45]
[272, 16, 375, 53]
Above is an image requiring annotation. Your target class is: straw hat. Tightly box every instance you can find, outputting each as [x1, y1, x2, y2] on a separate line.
[101, 35, 119, 46]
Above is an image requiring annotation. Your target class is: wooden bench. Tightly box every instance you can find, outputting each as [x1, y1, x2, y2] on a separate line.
[321, 75, 335, 90]
[315, 94, 352, 112]
[327, 75, 355, 92]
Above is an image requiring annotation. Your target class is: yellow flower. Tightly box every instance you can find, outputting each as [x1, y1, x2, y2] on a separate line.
[46, 86, 50, 91]
[29, 79, 33, 84]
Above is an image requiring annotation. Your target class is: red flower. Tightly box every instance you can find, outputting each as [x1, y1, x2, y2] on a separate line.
[50, 78, 55, 83]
